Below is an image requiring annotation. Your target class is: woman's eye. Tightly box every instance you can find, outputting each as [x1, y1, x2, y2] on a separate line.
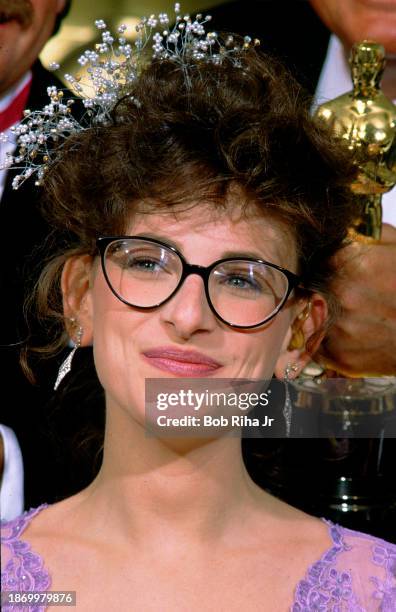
[125, 257, 163, 271]
[224, 275, 260, 291]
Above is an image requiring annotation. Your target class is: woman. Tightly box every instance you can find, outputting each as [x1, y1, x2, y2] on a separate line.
[2, 9, 396, 610]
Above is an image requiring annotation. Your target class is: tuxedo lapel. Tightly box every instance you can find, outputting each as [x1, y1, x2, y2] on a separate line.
[0, 63, 66, 345]
[202, 0, 331, 94]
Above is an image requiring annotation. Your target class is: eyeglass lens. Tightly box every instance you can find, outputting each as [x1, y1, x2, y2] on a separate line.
[103, 239, 289, 326]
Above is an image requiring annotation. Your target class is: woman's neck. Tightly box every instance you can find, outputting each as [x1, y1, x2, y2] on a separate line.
[78, 402, 273, 557]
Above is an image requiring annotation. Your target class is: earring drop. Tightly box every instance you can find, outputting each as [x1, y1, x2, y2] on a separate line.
[287, 327, 305, 351]
[287, 300, 311, 351]
[54, 323, 83, 391]
[283, 362, 299, 438]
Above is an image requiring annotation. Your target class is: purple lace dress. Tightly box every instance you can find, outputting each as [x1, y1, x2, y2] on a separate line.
[2, 504, 396, 611]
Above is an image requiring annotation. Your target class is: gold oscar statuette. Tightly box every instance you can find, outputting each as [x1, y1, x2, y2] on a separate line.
[292, 41, 396, 434]
[316, 40, 396, 240]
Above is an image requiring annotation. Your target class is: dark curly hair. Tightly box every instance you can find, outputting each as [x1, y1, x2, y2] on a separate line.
[25, 44, 357, 371]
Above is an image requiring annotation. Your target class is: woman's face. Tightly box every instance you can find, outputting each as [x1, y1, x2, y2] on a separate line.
[69, 201, 311, 425]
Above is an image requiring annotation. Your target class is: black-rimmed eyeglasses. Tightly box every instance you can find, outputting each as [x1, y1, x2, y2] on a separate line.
[96, 236, 301, 329]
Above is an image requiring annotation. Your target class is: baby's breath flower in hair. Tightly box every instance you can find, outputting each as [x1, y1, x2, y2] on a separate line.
[1, 3, 260, 190]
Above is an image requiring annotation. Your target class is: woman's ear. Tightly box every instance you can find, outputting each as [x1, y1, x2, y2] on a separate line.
[274, 293, 328, 379]
[61, 255, 94, 345]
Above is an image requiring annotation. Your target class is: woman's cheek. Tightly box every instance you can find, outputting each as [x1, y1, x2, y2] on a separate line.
[92, 310, 148, 420]
[227, 319, 291, 379]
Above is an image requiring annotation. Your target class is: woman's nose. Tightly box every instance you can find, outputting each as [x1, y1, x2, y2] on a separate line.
[159, 273, 217, 339]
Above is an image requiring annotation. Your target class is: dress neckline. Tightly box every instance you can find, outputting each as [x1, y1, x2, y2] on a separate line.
[2, 504, 367, 610]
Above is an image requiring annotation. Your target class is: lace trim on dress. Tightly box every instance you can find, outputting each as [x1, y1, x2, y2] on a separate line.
[292, 518, 362, 611]
[292, 519, 396, 612]
[1, 504, 51, 612]
[2, 505, 396, 611]
[368, 537, 396, 610]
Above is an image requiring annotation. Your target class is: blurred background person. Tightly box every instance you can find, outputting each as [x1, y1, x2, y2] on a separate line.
[0, 0, 84, 516]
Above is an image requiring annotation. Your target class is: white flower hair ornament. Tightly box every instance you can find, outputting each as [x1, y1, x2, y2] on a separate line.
[1, 3, 260, 190]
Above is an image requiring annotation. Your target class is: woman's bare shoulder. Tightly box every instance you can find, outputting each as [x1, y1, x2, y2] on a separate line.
[248, 484, 331, 550]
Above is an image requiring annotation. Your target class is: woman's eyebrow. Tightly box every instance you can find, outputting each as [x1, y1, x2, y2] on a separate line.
[221, 249, 273, 261]
[133, 233, 281, 262]
[133, 232, 181, 250]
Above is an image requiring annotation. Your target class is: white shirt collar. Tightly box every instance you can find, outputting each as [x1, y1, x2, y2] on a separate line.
[314, 35, 352, 107]
[0, 71, 32, 113]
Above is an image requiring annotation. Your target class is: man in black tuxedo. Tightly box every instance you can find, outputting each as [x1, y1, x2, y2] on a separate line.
[206, 0, 331, 95]
[0, 0, 104, 513]
[206, 0, 396, 99]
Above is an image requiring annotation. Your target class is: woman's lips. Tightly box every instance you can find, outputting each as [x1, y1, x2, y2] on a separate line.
[142, 347, 222, 376]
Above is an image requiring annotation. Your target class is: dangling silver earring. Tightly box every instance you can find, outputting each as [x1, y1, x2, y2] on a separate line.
[283, 363, 299, 438]
[54, 322, 83, 391]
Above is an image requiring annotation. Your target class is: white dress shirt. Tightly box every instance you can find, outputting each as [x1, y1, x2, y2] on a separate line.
[0, 424, 24, 520]
[314, 35, 396, 228]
